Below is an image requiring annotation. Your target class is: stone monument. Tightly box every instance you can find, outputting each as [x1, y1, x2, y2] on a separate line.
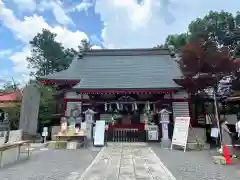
[19, 85, 40, 136]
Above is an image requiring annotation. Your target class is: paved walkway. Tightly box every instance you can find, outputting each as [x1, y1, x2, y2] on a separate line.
[78, 143, 176, 180]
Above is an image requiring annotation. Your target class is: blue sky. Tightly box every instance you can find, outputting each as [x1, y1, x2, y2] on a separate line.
[0, 0, 240, 86]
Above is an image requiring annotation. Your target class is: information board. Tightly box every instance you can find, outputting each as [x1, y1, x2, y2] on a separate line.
[147, 125, 158, 141]
[93, 120, 105, 146]
[148, 131, 158, 140]
[171, 117, 190, 152]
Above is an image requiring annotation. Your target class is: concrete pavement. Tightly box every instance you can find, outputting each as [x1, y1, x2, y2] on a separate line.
[0, 147, 100, 180]
[77, 142, 176, 180]
[151, 144, 240, 180]
[2, 142, 240, 180]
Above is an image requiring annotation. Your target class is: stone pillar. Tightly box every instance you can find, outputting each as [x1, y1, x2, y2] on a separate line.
[159, 109, 171, 148]
[83, 109, 97, 140]
[19, 85, 40, 136]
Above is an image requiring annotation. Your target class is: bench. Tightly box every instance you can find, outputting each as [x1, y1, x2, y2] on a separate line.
[0, 140, 31, 168]
[0, 130, 32, 168]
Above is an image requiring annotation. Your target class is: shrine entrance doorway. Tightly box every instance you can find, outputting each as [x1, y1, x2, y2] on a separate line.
[106, 96, 145, 142]
[107, 123, 146, 142]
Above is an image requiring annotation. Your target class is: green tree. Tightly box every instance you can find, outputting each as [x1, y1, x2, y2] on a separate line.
[188, 11, 238, 49]
[153, 44, 167, 49]
[26, 29, 93, 127]
[27, 29, 75, 77]
[35, 82, 57, 125]
[71, 39, 94, 58]
[160, 11, 240, 55]
[4, 103, 21, 130]
[164, 33, 190, 50]
[2, 81, 19, 92]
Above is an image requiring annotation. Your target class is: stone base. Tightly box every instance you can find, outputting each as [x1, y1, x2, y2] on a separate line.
[48, 141, 67, 149]
[212, 156, 226, 165]
[66, 141, 80, 149]
[22, 133, 42, 143]
[160, 139, 171, 149]
[187, 142, 210, 151]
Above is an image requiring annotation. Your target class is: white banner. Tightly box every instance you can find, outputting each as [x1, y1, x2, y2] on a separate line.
[94, 120, 105, 146]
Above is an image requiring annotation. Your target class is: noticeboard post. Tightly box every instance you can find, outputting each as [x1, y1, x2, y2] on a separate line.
[42, 127, 48, 143]
[171, 117, 190, 152]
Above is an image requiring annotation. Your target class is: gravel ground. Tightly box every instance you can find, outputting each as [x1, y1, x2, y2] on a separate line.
[0, 147, 100, 180]
[151, 144, 240, 180]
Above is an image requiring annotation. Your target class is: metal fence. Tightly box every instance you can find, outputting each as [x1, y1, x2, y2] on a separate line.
[107, 128, 146, 142]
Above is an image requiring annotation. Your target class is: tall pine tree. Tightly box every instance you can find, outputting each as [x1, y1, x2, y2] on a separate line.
[27, 29, 75, 77]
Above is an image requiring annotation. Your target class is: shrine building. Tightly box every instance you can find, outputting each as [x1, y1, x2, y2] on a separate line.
[39, 48, 191, 141]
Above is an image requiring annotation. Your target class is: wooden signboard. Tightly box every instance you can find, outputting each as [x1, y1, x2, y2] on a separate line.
[171, 117, 190, 152]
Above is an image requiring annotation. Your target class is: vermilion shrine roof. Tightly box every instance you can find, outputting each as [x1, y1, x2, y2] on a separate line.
[0, 91, 21, 101]
[40, 48, 183, 91]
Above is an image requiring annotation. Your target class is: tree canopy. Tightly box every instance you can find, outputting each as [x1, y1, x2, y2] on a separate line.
[161, 11, 240, 54]
[155, 10, 240, 97]
[24, 29, 94, 126]
[174, 39, 239, 94]
[26, 29, 76, 77]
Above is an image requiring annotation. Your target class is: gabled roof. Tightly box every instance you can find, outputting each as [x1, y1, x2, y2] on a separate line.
[0, 90, 22, 102]
[40, 48, 182, 90]
[39, 59, 81, 80]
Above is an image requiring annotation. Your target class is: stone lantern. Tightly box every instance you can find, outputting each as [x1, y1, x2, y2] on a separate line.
[83, 108, 97, 139]
[159, 108, 171, 148]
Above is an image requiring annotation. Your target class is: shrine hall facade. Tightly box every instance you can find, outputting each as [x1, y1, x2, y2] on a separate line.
[40, 48, 191, 133]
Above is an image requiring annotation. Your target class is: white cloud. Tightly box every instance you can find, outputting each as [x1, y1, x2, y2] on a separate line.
[12, 0, 36, 12]
[39, 0, 74, 25]
[0, 49, 12, 58]
[0, 0, 96, 84]
[68, 0, 93, 14]
[10, 46, 31, 74]
[95, 0, 240, 48]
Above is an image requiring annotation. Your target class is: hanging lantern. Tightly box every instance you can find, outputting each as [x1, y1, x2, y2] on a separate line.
[134, 102, 137, 110]
[153, 104, 156, 113]
[131, 103, 134, 111]
[105, 103, 108, 112]
[144, 101, 150, 113]
[109, 103, 112, 112]
[144, 102, 147, 111]
[120, 104, 123, 110]
[147, 101, 150, 111]
[144, 113, 148, 130]
[78, 103, 82, 113]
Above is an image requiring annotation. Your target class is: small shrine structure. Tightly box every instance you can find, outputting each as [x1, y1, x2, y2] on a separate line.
[0, 90, 22, 130]
[39, 48, 191, 141]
